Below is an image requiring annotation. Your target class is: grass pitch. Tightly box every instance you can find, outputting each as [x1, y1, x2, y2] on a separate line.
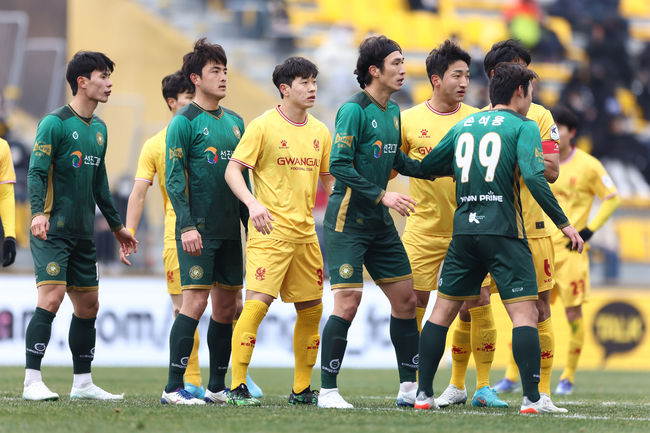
[1, 367, 648, 433]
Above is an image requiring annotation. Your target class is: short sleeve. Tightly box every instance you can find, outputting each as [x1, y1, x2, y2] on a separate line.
[231, 118, 264, 169]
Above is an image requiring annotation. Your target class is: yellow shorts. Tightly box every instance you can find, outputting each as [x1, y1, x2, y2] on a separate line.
[163, 247, 182, 295]
[402, 231, 451, 292]
[245, 237, 324, 303]
[551, 251, 590, 307]
[489, 236, 555, 294]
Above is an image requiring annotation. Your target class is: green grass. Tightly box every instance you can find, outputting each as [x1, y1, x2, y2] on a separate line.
[1, 367, 648, 433]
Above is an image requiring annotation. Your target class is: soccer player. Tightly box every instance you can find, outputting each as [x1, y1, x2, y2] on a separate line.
[0, 136, 17, 267]
[225, 56, 333, 406]
[415, 63, 583, 414]
[549, 105, 619, 395]
[24, 51, 137, 401]
[161, 39, 248, 405]
[318, 35, 435, 409]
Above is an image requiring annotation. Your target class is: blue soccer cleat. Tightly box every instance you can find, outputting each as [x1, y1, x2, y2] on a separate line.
[493, 377, 520, 394]
[184, 382, 205, 399]
[554, 378, 574, 395]
[472, 386, 509, 408]
[246, 373, 263, 398]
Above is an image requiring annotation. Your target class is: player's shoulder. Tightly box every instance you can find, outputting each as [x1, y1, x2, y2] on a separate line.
[340, 91, 373, 113]
[401, 101, 426, 119]
[459, 102, 480, 116]
[307, 113, 329, 132]
[574, 147, 602, 168]
[221, 106, 244, 122]
[143, 127, 167, 149]
[176, 102, 203, 122]
[526, 102, 552, 123]
[0, 137, 9, 152]
[39, 105, 70, 128]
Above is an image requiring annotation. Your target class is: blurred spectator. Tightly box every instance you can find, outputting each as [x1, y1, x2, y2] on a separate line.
[586, 18, 633, 88]
[407, 0, 438, 12]
[503, 0, 564, 61]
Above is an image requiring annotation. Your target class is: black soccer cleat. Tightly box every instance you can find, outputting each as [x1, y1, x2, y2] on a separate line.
[288, 386, 319, 405]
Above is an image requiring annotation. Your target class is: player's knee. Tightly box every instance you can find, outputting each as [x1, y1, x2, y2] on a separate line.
[39, 292, 64, 313]
[214, 301, 237, 323]
[337, 302, 359, 322]
[536, 299, 551, 321]
[458, 307, 471, 322]
[392, 291, 416, 317]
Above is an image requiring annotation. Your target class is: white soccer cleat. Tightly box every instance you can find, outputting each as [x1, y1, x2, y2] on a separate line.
[520, 393, 568, 414]
[414, 390, 439, 410]
[396, 381, 417, 407]
[317, 388, 353, 409]
[70, 383, 124, 400]
[161, 388, 206, 405]
[203, 388, 229, 404]
[434, 384, 468, 407]
[23, 381, 59, 401]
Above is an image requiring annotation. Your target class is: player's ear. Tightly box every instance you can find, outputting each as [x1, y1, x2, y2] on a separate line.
[279, 82, 291, 98]
[190, 72, 201, 86]
[369, 64, 380, 79]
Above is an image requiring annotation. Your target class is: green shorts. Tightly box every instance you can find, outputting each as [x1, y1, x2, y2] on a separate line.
[438, 235, 538, 304]
[30, 234, 98, 291]
[177, 238, 244, 290]
[324, 226, 412, 289]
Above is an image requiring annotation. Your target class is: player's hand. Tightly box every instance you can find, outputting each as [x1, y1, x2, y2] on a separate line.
[381, 191, 417, 216]
[566, 227, 593, 249]
[181, 229, 203, 256]
[114, 228, 138, 262]
[248, 200, 274, 235]
[2, 237, 16, 267]
[31, 215, 49, 240]
[561, 225, 584, 253]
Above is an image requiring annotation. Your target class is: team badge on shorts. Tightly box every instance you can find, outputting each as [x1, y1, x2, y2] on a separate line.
[46, 262, 60, 276]
[339, 264, 353, 279]
[96, 132, 104, 146]
[233, 125, 241, 139]
[255, 267, 266, 281]
[189, 265, 204, 280]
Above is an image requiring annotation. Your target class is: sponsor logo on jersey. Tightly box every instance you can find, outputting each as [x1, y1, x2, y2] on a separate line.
[417, 146, 433, 155]
[419, 129, 430, 138]
[550, 124, 560, 141]
[202, 127, 209, 136]
[393, 116, 399, 130]
[279, 139, 289, 149]
[233, 125, 241, 139]
[96, 131, 104, 146]
[339, 264, 353, 279]
[313, 138, 319, 151]
[204, 146, 218, 164]
[371, 119, 378, 128]
[33, 142, 52, 156]
[46, 262, 60, 276]
[168, 148, 183, 160]
[255, 267, 266, 281]
[335, 133, 353, 148]
[469, 212, 481, 224]
[70, 151, 82, 168]
[277, 156, 320, 171]
[72, 131, 79, 140]
[372, 140, 382, 158]
[189, 265, 204, 280]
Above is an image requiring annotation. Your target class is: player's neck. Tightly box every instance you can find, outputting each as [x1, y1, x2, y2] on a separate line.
[193, 91, 221, 111]
[559, 145, 574, 162]
[363, 82, 392, 109]
[69, 94, 98, 119]
[428, 93, 459, 113]
[278, 101, 308, 124]
[493, 103, 518, 113]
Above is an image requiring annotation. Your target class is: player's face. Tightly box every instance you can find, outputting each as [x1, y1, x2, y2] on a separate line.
[377, 51, 405, 93]
[286, 75, 317, 109]
[440, 60, 469, 104]
[83, 69, 112, 103]
[557, 124, 574, 152]
[195, 61, 227, 99]
[520, 80, 534, 115]
[176, 91, 194, 108]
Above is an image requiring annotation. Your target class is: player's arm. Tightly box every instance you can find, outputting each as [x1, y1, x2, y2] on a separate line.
[393, 148, 438, 179]
[517, 123, 583, 252]
[28, 116, 59, 240]
[319, 130, 335, 194]
[0, 141, 16, 266]
[539, 110, 560, 183]
[543, 152, 559, 183]
[320, 174, 335, 194]
[575, 164, 621, 243]
[419, 127, 455, 177]
[238, 168, 251, 231]
[118, 180, 150, 265]
[166, 116, 202, 255]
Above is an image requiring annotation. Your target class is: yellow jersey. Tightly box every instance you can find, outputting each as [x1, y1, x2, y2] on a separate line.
[231, 106, 331, 243]
[0, 138, 16, 238]
[134, 127, 176, 249]
[550, 147, 617, 252]
[0, 138, 15, 185]
[401, 101, 479, 236]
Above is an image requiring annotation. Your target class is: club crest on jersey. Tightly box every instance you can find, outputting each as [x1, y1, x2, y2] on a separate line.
[46, 262, 60, 276]
[419, 129, 430, 138]
[204, 146, 218, 164]
[339, 264, 353, 279]
[313, 138, 320, 151]
[393, 116, 399, 130]
[372, 140, 383, 158]
[233, 125, 241, 139]
[371, 119, 378, 128]
[550, 124, 560, 141]
[70, 151, 82, 168]
[279, 139, 289, 149]
[189, 265, 204, 280]
[96, 132, 104, 146]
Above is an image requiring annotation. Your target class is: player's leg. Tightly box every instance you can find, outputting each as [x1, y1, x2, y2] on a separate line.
[556, 305, 583, 395]
[233, 289, 263, 398]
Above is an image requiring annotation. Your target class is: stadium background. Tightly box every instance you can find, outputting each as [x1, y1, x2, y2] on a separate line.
[0, 0, 649, 372]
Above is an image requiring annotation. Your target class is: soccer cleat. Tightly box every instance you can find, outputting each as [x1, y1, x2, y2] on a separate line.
[471, 386, 509, 408]
[228, 384, 261, 406]
[414, 390, 439, 410]
[204, 388, 229, 404]
[22, 381, 59, 401]
[396, 381, 417, 407]
[493, 377, 520, 394]
[434, 384, 467, 407]
[161, 388, 206, 405]
[247, 373, 263, 398]
[554, 378, 574, 395]
[288, 386, 318, 405]
[317, 388, 353, 409]
[184, 382, 205, 399]
[70, 383, 124, 400]
[520, 393, 568, 414]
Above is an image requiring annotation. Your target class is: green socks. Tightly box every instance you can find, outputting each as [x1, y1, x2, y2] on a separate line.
[207, 318, 232, 393]
[512, 326, 541, 402]
[320, 315, 350, 389]
[166, 313, 199, 393]
[417, 321, 448, 397]
[25, 307, 55, 370]
[69, 315, 96, 374]
[390, 316, 419, 383]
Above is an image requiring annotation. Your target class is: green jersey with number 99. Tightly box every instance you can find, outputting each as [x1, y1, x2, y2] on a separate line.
[421, 109, 569, 239]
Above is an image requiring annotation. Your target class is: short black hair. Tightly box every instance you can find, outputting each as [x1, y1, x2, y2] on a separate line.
[551, 105, 579, 131]
[425, 40, 471, 87]
[66, 51, 115, 96]
[354, 35, 402, 89]
[161, 71, 194, 110]
[483, 39, 531, 78]
[272, 56, 319, 98]
[489, 63, 538, 106]
[181, 38, 227, 82]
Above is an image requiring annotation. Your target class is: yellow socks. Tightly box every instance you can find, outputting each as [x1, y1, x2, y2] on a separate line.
[415, 307, 426, 333]
[231, 300, 268, 388]
[560, 317, 584, 383]
[469, 304, 496, 390]
[293, 303, 323, 393]
[449, 318, 471, 390]
[183, 327, 202, 387]
[538, 317, 554, 395]
[504, 341, 520, 382]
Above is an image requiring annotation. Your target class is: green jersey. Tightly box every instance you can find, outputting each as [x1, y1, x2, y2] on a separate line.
[421, 109, 569, 238]
[165, 102, 248, 240]
[324, 91, 432, 233]
[28, 105, 123, 239]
